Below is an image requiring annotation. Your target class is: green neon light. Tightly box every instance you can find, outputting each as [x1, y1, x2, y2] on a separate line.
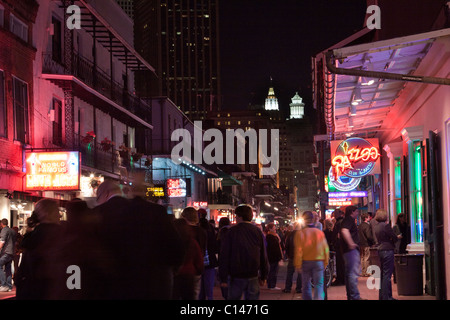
[413, 144, 423, 243]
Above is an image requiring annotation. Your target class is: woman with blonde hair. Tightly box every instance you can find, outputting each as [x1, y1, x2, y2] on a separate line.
[373, 209, 400, 300]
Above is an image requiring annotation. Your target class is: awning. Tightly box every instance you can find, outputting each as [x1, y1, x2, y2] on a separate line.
[218, 170, 243, 186]
[324, 28, 450, 140]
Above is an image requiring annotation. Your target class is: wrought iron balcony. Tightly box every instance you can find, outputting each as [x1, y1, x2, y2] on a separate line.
[42, 52, 152, 124]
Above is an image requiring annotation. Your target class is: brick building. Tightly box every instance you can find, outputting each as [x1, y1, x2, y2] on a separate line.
[0, 0, 39, 223]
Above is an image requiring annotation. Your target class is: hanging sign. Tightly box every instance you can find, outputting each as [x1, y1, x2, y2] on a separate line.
[328, 167, 361, 192]
[331, 137, 381, 178]
[25, 151, 81, 191]
[167, 178, 187, 197]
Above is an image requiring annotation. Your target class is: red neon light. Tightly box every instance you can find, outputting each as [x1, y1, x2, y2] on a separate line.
[332, 146, 380, 176]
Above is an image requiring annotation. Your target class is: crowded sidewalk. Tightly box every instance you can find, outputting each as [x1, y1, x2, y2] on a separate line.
[1, 260, 434, 300]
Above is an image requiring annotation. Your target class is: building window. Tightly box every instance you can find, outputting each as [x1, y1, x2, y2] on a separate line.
[52, 98, 63, 146]
[10, 14, 28, 42]
[12, 77, 29, 144]
[0, 70, 6, 137]
[0, 5, 4, 28]
[52, 16, 63, 63]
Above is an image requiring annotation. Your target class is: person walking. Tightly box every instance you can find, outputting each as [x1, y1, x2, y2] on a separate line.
[266, 223, 283, 290]
[358, 212, 374, 277]
[294, 211, 329, 300]
[181, 207, 206, 299]
[283, 223, 302, 294]
[393, 213, 409, 254]
[217, 217, 231, 299]
[198, 208, 219, 300]
[15, 199, 64, 300]
[219, 204, 269, 300]
[0, 219, 16, 292]
[340, 205, 364, 300]
[331, 209, 345, 286]
[172, 217, 204, 300]
[373, 209, 399, 300]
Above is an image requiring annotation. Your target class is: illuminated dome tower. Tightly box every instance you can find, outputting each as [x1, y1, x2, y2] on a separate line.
[289, 92, 305, 119]
[265, 87, 280, 111]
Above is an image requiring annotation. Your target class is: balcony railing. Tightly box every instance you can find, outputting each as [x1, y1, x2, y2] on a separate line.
[42, 52, 151, 124]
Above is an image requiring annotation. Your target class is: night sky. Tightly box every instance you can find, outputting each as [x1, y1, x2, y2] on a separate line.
[219, 0, 368, 115]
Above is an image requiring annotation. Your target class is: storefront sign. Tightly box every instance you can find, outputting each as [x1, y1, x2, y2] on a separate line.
[331, 137, 381, 178]
[329, 191, 368, 198]
[146, 186, 165, 198]
[328, 198, 352, 206]
[167, 178, 187, 197]
[193, 201, 208, 208]
[328, 167, 361, 192]
[25, 151, 81, 191]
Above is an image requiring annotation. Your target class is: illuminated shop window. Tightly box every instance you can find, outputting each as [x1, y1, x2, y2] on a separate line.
[410, 142, 423, 243]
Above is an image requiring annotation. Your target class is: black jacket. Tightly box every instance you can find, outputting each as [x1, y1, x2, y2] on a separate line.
[373, 222, 397, 251]
[219, 222, 268, 282]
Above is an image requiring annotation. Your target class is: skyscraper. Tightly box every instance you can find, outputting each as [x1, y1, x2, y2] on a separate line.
[117, 0, 222, 120]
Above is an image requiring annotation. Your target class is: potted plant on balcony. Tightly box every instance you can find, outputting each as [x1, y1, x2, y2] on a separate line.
[100, 137, 115, 152]
[81, 131, 96, 145]
[118, 144, 131, 159]
[144, 156, 152, 167]
[131, 151, 143, 163]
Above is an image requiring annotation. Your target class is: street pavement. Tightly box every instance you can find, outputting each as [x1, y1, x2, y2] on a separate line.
[212, 260, 435, 301]
[1, 260, 435, 301]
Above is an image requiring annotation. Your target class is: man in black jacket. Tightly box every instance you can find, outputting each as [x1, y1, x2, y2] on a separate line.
[94, 180, 184, 299]
[219, 204, 269, 300]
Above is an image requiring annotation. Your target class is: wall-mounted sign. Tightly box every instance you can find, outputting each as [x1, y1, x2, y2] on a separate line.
[328, 167, 361, 192]
[331, 138, 381, 178]
[329, 191, 368, 198]
[146, 186, 165, 198]
[193, 201, 208, 208]
[25, 151, 81, 191]
[167, 178, 187, 197]
[328, 198, 352, 206]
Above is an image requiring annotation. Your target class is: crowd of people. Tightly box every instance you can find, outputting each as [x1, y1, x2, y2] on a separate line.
[0, 181, 410, 300]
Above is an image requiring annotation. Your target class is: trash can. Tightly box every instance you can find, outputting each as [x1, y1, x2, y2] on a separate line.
[394, 254, 424, 296]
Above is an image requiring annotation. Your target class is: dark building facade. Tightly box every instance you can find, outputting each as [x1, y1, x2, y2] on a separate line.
[118, 0, 222, 120]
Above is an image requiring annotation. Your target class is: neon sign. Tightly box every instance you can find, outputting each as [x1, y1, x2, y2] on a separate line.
[328, 167, 361, 192]
[25, 151, 81, 191]
[167, 178, 187, 197]
[329, 191, 368, 198]
[331, 138, 381, 178]
[328, 199, 352, 206]
[146, 186, 165, 198]
[193, 201, 208, 208]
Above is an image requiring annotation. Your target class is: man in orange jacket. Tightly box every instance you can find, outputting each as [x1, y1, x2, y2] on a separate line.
[294, 211, 329, 300]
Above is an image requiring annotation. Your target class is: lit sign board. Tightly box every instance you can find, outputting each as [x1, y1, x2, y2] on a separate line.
[328, 198, 352, 206]
[328, 167, 361, 192]
[331, 138, 381, 178]
[329, 191, 368, 198]
[167, 178, 187, 197]
[146, 186, 165, 198]
[193, 201, 208, 208]
[25, 151, 81, 191]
